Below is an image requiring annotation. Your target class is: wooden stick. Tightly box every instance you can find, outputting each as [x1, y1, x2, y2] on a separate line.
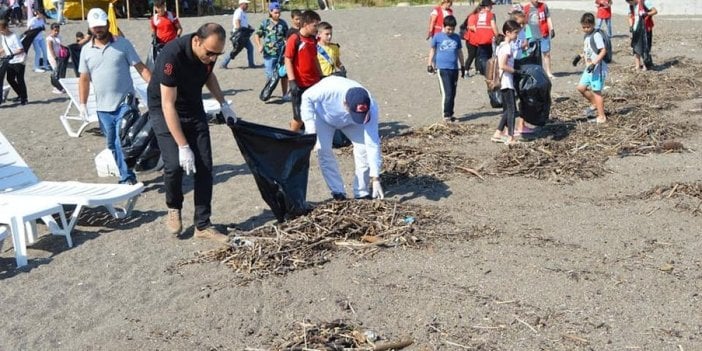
[515, 317, 538, 334]
[456, 166, 485, 181]
[667, 184, 679, 198]
[561, 333, 589, 343]
[373, 338, 413, 351]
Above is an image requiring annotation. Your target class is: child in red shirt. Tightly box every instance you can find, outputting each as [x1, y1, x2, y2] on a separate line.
[595, 0, 612, 38]
[150, 0, 182, 45]
[284, 10, 322, 131]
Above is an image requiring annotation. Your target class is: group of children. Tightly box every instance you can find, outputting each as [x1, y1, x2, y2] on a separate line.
[427, 0, 658, 145]
[223, 6, 344, 131]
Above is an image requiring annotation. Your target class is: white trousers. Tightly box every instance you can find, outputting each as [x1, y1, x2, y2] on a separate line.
[314, 118, 371, 198]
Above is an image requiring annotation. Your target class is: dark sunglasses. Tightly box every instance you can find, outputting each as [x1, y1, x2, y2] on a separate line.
[205, 49, 224, 57]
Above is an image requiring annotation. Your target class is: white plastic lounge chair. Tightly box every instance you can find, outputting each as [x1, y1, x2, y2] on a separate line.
[0, 131, 144, 236]
[0, 199, 71, 267]
[58, 78, 99, 138]
[129, 66, 231, 116]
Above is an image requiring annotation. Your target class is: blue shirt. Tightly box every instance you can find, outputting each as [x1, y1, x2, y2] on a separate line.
[431, 32, 462, 70]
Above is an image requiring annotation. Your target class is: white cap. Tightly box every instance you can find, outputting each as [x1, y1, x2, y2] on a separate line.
[87, 8, 108, 28]
[239, 0, 250, 4]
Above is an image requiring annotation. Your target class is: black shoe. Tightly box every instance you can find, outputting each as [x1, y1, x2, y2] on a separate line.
[10, 97, 21, 102]
[332, 192, 346, 201]
[20, 100, 28, 105]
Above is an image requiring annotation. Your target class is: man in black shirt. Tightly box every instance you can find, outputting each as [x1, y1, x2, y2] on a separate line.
[148, 23, 236, 242]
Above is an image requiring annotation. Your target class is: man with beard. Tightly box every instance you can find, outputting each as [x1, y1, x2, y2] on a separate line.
[148, 23, 236, 242]
[78, 8, 151, 185]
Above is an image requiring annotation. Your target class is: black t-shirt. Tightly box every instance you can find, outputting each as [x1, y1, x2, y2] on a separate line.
[147, 34, 214, 121]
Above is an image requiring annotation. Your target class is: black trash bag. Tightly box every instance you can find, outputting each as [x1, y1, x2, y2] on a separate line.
[229, 27, 255, 60]
[119, 111, 162, 171]
[259, 74, 280, 102]
[227, 119, 317, 223]
[488, 89, 503, 109]
[631, 19, 653, 69]
[516, 63, 551, 126]
[134, 137, 163, 172]
[20, 27, 43, 53]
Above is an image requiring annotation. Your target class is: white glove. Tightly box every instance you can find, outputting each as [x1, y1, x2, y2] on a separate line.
[220, 103, 237, 122]
[178, 145, 197, 175]
[372, 179, 384, 199]
[78, 103, 88, 121]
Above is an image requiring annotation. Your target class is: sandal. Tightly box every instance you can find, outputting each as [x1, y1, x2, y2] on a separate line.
[490, 135, 507, 143]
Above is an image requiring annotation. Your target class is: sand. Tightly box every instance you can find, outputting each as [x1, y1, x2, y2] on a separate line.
[1, 4, 702, 350]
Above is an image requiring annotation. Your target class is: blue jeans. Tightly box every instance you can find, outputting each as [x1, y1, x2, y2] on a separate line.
[263, 56, 277, 79]
[221, 39, 255, 68]
[97, 104, 136, 183]
[596, 18, 613, 38]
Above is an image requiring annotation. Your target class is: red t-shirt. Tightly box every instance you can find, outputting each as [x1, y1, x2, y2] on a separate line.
[595, 0, 612, 19]
[151, 12, 179, 44]
[284, 33, 320, 88]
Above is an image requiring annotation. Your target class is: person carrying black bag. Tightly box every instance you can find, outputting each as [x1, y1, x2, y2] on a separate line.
[0, 18, 28, 105]
[46, 23, 68, 94]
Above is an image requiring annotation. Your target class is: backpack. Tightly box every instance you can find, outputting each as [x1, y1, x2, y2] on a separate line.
[484, 55, 501, 91]
[590, 29, 612, 63]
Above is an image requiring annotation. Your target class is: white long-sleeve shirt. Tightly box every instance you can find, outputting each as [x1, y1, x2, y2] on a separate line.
[301, 76, 382, 178]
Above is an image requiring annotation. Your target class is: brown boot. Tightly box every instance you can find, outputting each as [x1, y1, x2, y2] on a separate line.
[194, 226, 230, 243]
[166, 209, 182, 235]
[289, 119, 304, 132]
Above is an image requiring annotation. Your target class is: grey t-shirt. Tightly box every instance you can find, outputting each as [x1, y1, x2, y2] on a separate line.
[526, 3, 549, 40]
[79, 36, 141, 112]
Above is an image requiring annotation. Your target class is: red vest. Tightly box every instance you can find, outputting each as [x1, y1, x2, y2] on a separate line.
[524, 2, 550, 38]
[473, 10, 495, 45]
[629, 0, 654, 31]
[431, 6, 453, 37]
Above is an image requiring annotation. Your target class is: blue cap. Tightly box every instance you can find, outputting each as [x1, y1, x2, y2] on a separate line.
[269, 2, 280, 11]
[345, 87, 371, 124]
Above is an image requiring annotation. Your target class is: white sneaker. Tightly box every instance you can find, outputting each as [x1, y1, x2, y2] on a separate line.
[33, 68, 45, 73]
[51, 88, 64, 94]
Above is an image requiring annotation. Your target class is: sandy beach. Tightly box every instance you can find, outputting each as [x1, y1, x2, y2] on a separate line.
[1, 3, 702, 350]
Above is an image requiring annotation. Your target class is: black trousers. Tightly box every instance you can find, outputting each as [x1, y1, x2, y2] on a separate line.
[291, 85, 311, 122]
[476, 44, 493, 76]
[68, 43, 82, 77]
[50, 58, 68, 91]
[6, 63, 27, 103]
[464, 41, 478, 72]
[497, 89, 517, 136]
[437, 69, 458, 118]
[151, 113, 214, 230]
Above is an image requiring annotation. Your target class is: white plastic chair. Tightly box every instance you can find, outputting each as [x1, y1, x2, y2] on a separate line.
[0, 132, 144, 235]
[58, 78, 99, 138]
[0, 199, 71, 267]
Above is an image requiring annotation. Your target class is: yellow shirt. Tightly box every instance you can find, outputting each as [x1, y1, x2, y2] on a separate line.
[317, 42, 341, 77]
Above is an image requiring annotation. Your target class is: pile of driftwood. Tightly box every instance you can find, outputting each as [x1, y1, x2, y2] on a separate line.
[272, 320, 413, 351]
[490, 59, 701, 182]
[397, 122, 486, 141]
[176, 200, 450, 281]
[382, 143, 481, 184]
[639, 182, 702, 216]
